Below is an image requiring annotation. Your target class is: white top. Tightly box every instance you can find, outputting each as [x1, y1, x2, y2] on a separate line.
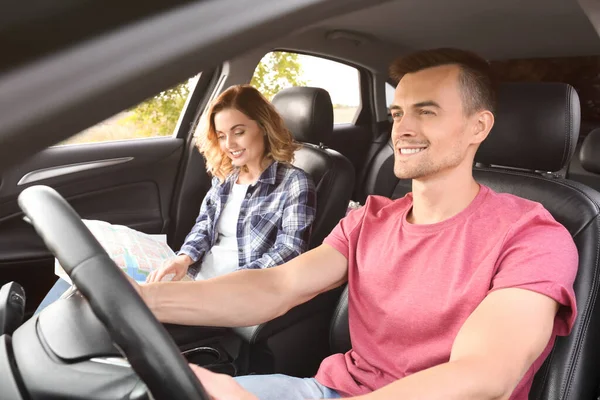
[195, 183, 249, 280]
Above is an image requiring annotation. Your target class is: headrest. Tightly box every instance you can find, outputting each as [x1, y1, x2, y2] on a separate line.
[272, 87, 333, 145]
[476, 82, 580, 172]
[580, 128, 600, 174]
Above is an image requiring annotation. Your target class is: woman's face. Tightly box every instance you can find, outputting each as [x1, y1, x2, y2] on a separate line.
[214, 108, 266, 170]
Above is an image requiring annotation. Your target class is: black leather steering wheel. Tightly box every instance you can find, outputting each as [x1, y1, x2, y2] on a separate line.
[18, 185, 210, 400]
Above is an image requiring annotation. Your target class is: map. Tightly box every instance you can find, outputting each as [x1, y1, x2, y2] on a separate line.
[55, 220, 180, 284]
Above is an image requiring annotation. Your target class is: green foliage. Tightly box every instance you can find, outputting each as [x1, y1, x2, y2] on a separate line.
[127, 52, 305, 138]
[126, 82, 191, 137]
[250, 52, 307, 100]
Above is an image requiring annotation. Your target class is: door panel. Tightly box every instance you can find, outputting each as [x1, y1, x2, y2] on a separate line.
[0, 137, 187, 314]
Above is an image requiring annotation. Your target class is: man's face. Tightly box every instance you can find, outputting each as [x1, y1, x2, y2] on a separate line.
[390, 64, 480, 181]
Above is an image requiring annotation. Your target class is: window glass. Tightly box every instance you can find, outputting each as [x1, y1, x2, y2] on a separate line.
[251, 51, 361, 124]
[58, 75, 199, 145]
[386, 82, 396, 107]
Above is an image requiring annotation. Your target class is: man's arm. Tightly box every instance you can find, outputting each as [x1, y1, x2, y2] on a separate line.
[352, 288, 559, 400]
[141, 244, 348, 327]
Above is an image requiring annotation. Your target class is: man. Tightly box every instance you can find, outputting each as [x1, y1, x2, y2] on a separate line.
[136, 48, 577, 399]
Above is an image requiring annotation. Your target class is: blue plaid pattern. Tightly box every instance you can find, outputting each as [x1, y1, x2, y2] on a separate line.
[179, 161, 316, 277]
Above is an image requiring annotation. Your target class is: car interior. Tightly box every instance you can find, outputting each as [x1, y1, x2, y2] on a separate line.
[1, 0, 600, 399]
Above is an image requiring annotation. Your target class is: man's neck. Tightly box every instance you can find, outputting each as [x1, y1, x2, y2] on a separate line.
[408, 166, 480, 225]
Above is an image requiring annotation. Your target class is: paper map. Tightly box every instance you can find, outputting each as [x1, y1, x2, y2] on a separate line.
[55, 220, 177, 284]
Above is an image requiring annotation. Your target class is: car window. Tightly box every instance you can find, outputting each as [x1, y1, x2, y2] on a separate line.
[57, 75, 199, 145]
[386, 82, 396, 107]
[250, 51, 361, 124]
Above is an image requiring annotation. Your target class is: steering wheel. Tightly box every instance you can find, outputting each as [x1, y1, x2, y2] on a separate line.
[18, 185, 210, 400]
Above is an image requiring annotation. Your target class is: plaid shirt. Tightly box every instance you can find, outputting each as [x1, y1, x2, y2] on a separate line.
[180, 161, 316, 277]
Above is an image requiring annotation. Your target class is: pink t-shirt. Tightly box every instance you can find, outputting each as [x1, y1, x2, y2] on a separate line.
[315, 185, 578, 399]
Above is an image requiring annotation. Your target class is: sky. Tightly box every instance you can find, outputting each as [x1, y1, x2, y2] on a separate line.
[295, 53, 396, 107]
[296, 54, 361, 107]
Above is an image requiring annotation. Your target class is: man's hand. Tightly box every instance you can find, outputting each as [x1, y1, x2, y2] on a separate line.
[147, 254, 193, 283]
[189, 364, 258, 400]
[134, 244, 348, 328]
[123, 273, 143, 296]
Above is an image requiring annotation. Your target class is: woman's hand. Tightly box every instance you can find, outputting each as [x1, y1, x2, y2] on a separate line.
[189, 364, 258, 400]
[147, 254, 193, 283]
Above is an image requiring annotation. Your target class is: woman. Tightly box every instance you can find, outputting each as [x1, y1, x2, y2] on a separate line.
[148, 84, 316, 282]
[36, 85, 316, 311]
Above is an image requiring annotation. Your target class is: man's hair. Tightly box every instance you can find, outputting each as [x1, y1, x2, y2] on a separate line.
[389, 48, 497, 115]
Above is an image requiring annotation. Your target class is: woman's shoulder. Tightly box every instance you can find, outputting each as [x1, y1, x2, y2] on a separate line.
[210, 174, 235, 191]
[275, 162, 313, 185]
[210, 175, 224, 187]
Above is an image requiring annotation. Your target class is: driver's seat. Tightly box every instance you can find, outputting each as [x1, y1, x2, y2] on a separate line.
[329, 82, 600, 399]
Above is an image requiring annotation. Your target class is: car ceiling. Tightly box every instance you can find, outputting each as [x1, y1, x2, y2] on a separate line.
[233, 0, 600, 97]
[315, 0, 600, 60]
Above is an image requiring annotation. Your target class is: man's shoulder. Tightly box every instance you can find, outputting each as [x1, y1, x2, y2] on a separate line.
[481, 186, 550, 220]
[479, 186, 568, 244]
[361, 194, 413, 215]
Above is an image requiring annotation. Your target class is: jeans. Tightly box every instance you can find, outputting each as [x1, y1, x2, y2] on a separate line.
[35, 278, 71, 315]
[234, 374, 341, 400]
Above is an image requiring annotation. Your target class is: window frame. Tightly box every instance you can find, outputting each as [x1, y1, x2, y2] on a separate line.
[251, 49, 367, 126]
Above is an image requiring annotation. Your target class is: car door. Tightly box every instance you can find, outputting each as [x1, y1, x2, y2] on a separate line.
[0, 70, 219, 316]
[0, 0, 385, 318]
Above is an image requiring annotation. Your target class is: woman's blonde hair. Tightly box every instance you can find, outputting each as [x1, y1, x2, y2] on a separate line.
[196, 85, 299, 182]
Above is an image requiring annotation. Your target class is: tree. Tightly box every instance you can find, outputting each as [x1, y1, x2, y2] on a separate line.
[250, 51, 307, 100]
[127, 51, 305, 137]
[125, 80, 192, 137]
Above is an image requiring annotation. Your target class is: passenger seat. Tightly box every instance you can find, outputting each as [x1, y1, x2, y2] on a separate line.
[231, 87, 354, 377]
[272, 87, 355, 248]
[354, 137, 409, 203]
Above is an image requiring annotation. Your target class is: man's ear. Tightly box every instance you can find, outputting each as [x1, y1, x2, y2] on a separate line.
[471, 110, 494, 145]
